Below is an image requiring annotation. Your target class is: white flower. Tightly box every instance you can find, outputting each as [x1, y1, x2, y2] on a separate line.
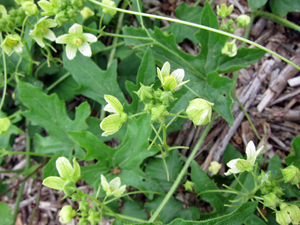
[224, 141, 263, 176]
[56, 23, 97, 60]
[29, 16, 57, 48]
[157, 61, 189, 91]
[101, 174, 126, 197]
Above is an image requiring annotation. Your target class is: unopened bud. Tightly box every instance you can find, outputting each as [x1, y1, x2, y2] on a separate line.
[186, 98, 214, 126]
[222, 39, 237, 57]
[263, 193, 280, 208]
[160, 91, 174, 105]
[237, 15, 250, 28]
[80, 7, 94, 20]
[135, 84, 153, 101]
[183, 180, 194, 191]
[59, 205, 77, 224]
[22, 1, 39, 16]
[281, 165, 300, 188]
[208, 161, 222, 175]
[151, 105, 169, 123]
[0, 117, 10, 135]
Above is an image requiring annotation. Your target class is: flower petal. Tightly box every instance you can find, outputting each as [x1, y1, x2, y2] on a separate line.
[224, 159, 242, 175]
[43, 29, 56, 41]
[111, 185, 126, 197]
[101, 174, 109, 192]
[43, 19, 57, 28]
[56, 34, 70, 44]
[104, 95, 123, 114]
[161, 61, 170, 78]
[66, 44, 77, 60]
[56, 157, 74, 179]
[246, 141, 256, 164]
[171, 68, 184, 84]
[13, 42, 23, 53]
[43, 176, 65, 190]
[83, 33, 97, 43]
[69, 23, 83, 35]
[109, 177, 121, 190]
[33, 35, 45, 48]
[78, 42, 92, 57]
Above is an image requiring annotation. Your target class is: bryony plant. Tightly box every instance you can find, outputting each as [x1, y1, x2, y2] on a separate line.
[56, 23, 97, 60]
[225, 141, 263, 175]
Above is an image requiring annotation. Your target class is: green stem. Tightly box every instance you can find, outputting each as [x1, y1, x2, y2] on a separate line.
[46, 72, 71, 92]
[107, 1, 126, 67]
[93, 41, 125, 55]
[233, 173, 249, 193]
[103, 212, 149, 223]
[150, 124, 164, 147]
[253, 10, 300, 33]
[0, 150, 54, 158]
[166, 109, 185, 128]
[169, 113, 188, 119]
[148, 124, 162, 150]
[162, 123, 169, 152]
[23, 41, 33, 76]
[88, 0, 300, 71]
[197, 189, 243, 195]
[0, 33, 7, 112]
[128, 111, 147, 119]
[149, 113, 217, 223]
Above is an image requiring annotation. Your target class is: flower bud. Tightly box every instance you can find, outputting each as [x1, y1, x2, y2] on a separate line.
[55, 12, 68, 26]
[160, 91, 174, 105]
[151, 105, 169, 123]
[100, 113, 128, 136]
[102, 0, 117, 16]
[22, 1, 39, 16]
[281, 165, 300, 187]
[59, 205, 77, 224]
[237, 15, 251, 28]
[144, 101, 155, 114]
[135, 84, 153, 101]
[0, 117, 10, 135]
[186, 98, 214, 126]
[220, 24, 228, 32]
[184, 180, 194, 191]
[217, 4, 234, 18]
[79, 199, 90, 212]
[71, 0, 86, 8]
[227, 19, 234, 26]
[263, 193, 280, 208]
[87, 209, 100, 224]
[80, 6, 94, 20]
[208, 161, 222, 175]
[163, 75, 177, 91]
[153, 89, 163, 100]
[222, 39, 237, 57]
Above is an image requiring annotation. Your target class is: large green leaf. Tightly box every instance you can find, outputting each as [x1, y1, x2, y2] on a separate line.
[0, 202, 13, 225]
[269, 0, 300, 16]
[123, 2, 265, 125]
[68, 115, 163, 196]
[18, 81, 90, 155]
[247, 0, 267, 9]
[63, 53, 125, 106]
[166, 2, 202, 43]
[285, 134, 300, 168]
[121, 200, 148, 221]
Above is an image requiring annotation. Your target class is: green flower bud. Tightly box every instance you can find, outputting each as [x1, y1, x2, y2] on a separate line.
[281, 165, 300, 187]
[228, 26, 236, 34]
[144, 101, 155, 114]
[237, 15, 251, 28]
[71, 0, 86, 8]
[216, 4, 234, 18]
[87, 209, 100, 224]
[273, 186, 284, 197]
[80, 6, 94, 20]
[0, 117, 10, 135]
[160, 91, 174, 105]
[15, 16, 24, 24]
[22, 1, 39, 16]
[153, 89, 163, 100]
[208, 161, 222, 175]
[222, 39, 238, 57]
[263, 193, 280, 208]
[183, 180, 194, 191]
[78, 218, 89, 225]
[70, 192, 80, 201]
[151, 105, 169, 123]
[55, 11, 68, 26]
[227, 19, 234, 26]
[102, 0, 117, 16]
[135, 84, 153, 101]
[220, 24, 228, 31]
[186, 98, 214, 126]
[59, 205, 77, 224]
[100, 113, 128, 136]
[78, 199, 90, 212]
[63, 180, 76, 196]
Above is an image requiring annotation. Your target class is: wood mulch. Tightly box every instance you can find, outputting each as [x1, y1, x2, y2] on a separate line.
[1, 0, 300, 224]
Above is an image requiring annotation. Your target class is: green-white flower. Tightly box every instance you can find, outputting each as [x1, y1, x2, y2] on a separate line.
[222, 39, 238, 57]
[59, 205, 76, 224]
[276, 203, 300, 225]
[208, 161, 222, 175]
[157, 62, 189, 92]
[0, 117, 11, 135]
[237, 15, 251, 28]
[225, 141, 263, 176]
[80, 6, 94, 20]
[100, 95, 128, 136]
[101, 174, 126, 197]
[281, 165, 300, 187]
[22, 1, 39, 16]
[216, 4, 234, 18]
[1, 34, 23, 55]
[56, 23, 97, 60]
[43, 157, 81, 192]
[186, 98, 214, 126]
[29, 17, 57, 48]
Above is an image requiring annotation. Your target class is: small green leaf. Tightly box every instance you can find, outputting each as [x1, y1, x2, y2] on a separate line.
[174, 207, 200, 221]
[121, 200, 148, 221]
[0, 202, 13, 225]
[285, 134, 300, 168]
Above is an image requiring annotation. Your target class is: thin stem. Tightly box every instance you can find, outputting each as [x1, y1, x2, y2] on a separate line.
[46, 72, 71, 92]
[103, 212, 149, 223]
[166, 109, 186, 128]
[236, 98, 261, 140]
[168, 146, 189, 150]
[0, 150, 55, 158]
[253, 10, 300, 33]
[222, 184, 247, 196]
[0, 33, 7, 112]
[127, 111, 147, 119]
[169, 113, 188, 119]
[150, 124, 164, 147]
[88, 0, 300, 71]
[197, 189, 242, 196]
[162, 155, 170, 181]
[23, 41, 33, 76]
[162, 123, 169, 152]
[149, 113, 217, 223]
[93, 41, 125, 55]
[233, 173, 249, 193]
